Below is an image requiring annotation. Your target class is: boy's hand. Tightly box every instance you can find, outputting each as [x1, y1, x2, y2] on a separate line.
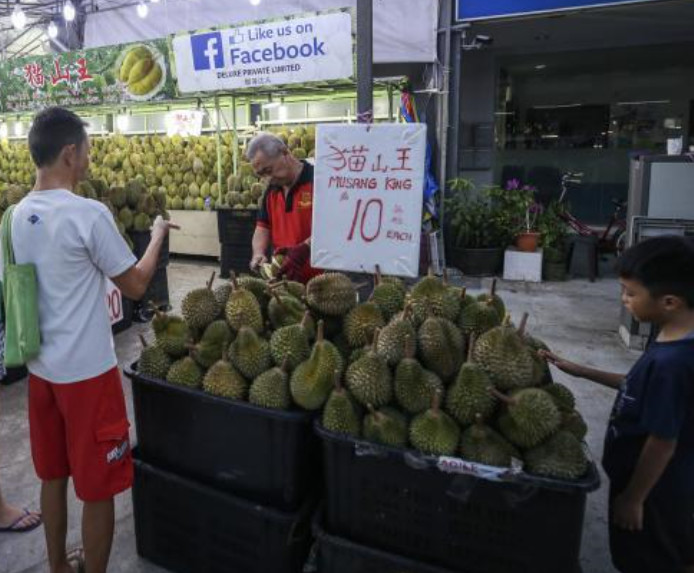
[613, 492, 644, 531]
[539, 350, 586, 378]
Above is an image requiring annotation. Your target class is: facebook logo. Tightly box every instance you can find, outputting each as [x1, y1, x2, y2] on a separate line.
[190, 32, 224, 71]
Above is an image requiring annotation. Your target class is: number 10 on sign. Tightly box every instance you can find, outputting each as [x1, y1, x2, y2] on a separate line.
[311, 124, 427, 278]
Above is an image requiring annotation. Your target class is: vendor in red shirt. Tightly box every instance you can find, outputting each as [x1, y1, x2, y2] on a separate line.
[248, 132, 320, 283]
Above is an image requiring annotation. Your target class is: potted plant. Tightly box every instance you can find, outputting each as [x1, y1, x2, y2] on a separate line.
[538, 201, 570, 281]
[485, 179, 541, 252]
[516, 201, 544, 252]
[444, 179, 509, 276]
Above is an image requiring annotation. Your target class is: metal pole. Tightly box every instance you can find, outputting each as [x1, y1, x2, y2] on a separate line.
[448, 31, 462, 180]
[356, 0, 373, 120]
[231, 96, 239, 176]
[215, 96, 223, 198]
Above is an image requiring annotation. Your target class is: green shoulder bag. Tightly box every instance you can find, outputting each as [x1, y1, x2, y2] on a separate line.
[0, 205, 41, 367]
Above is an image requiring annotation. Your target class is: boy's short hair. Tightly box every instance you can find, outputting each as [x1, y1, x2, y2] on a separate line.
[618, 236, 694, 307]
[28, 106, 88, 168]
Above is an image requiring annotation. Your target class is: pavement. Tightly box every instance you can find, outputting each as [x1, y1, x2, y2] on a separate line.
[0, 259, 640, 573]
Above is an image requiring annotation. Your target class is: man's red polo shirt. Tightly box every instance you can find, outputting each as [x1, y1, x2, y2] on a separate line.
[256, 161, 321, 282]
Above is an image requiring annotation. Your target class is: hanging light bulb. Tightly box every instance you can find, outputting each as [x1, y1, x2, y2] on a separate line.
[250, 0, 261, 6]
[11, 3, 27, 31]
[136, 1, 148, 18]
[47, 21, 59, 39]
[63, 0, 76, 22]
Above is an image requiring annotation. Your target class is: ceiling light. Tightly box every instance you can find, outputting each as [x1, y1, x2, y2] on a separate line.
[151, 0, 160, 3]
[617, 100, 670, 106]
[137, 1, 149, 18]
[47, 21, 59, 39]
[116, 115, 130, 132]
[63, 1, 76, 22]
[11, 4, 26, 31]
[535, 64, 547, 70]
[250, 0, 261, 5]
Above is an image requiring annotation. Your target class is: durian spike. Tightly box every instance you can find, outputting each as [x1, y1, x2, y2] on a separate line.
[467, 334, 476, 362]
[517, 312, 529, 336]
[230, 271, 239, 289]
[490, 278, 497, 298]
[138, 334, 149, 348]
[374, 264, 382, 286]
[316, 320, 325, 343]
[300, 310, 312, 330]
[404, 335, 415, 359]
[206, 271, 216, 290]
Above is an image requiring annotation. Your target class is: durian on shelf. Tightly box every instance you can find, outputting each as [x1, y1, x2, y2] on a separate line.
[136, 268, 591, 482]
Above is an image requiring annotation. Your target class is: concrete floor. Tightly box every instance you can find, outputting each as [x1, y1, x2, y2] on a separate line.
[0, 260, 640, 573]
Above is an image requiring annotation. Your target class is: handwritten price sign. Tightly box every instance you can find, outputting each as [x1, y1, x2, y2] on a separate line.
[311, 124, 426, 277]
[105, 279, 124, 325]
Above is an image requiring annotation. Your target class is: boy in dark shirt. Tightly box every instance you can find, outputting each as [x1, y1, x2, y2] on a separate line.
[542, 236, 694, 573]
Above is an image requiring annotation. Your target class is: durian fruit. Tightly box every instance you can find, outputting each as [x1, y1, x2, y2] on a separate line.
[269, 279, 305, 301]
[458, 298, 501, 337]
[394, 336, 442, 415]
[343, 302, 385, 349]
[189, 320, 232, 369]
[228, 326, 272, 380]
[524, 431, 588, 480]
[290, 320, 344, 410]
[409, 392, 460, 456]
[306, 273, 357, 317]
[237, 275, 271, 310]
[268, 293, 310, 332]
[322, 372, 361, 437]
[460, 414, 520, 468]
[472, 314, 535, 391]
[371, 265, 406, 321]
[544, 383, 576, 413]
[270, 311, 312, 371]
[493, 387, 561, 449]
[525, 334, 552, 385]
[213, 282, 232, 310]
[476, 279, 506, 321]
[137, 335, 171, 380]
[446, 336, 496, 426]
[363, 405, 408, 448]
[417, 315, 465, 382]
[346, 329, 392, 408]
[249, 359, 290, 410]
[152, 311, 191, 358]
[561, 410, 588, 441]
[376, 305, 417, 367]
[166, 355, 204, 389]
[202, 359, 248, 400]
[409, 269, 459, 325]
[225, 272, 264, 334]
[181, 272, 221, 331]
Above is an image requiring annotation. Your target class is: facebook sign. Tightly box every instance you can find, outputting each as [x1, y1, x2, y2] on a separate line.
[457, 0, 664, 21]
[190, 32, 224, 71]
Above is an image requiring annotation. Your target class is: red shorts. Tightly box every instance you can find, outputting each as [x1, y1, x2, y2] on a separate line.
[28, 367, 133, 502]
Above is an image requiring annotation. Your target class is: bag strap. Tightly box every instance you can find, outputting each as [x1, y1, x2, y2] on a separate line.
[1, 205, 16, 269]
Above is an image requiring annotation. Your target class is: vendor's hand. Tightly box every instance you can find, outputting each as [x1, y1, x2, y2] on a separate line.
[151, 215, 179, 241]
[613, 492, 644, 531]
[250, 253, 268, 272]
[539, 350, 586, 379]
[277, 242, 311, 282]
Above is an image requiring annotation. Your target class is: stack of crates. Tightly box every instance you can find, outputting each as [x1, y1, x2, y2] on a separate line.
[216, 209, 256, 279]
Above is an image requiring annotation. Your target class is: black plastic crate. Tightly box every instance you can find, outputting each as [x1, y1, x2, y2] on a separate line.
[220, 242, 252, 279]
[128, 230, 170, 268]
[217, 208, 256, 245]
[0, 365, 28, 386]
[314, 513, 455, 573]
[316, 423, 598, 573]
[133, 453, 314, 573]
[112, 296, 134, 335]
[127, 367, 320, 510]
[142, 267, 169, 309]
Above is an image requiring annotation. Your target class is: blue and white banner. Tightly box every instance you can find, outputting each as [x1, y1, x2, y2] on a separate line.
[457, 0, 665, 21]
[172, 10, 354, 94]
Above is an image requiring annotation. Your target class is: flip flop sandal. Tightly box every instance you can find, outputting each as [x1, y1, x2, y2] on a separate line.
[67, 548, 86, 573]
[0, 508, 42, 533]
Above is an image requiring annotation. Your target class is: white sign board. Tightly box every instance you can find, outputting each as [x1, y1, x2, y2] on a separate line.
[166, 110, 204, 137]
[312, 124, 426, 278]
[172, 11, 354, 94]
[106, 279, 124, 326]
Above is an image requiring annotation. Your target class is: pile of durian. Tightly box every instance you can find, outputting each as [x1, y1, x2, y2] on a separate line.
[137, 270, 590, 482]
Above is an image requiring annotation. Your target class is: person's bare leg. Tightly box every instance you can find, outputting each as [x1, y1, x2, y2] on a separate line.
[82, 499, 114, 573]
[41, 478, 73, 573]
[0, 483, 41, 530]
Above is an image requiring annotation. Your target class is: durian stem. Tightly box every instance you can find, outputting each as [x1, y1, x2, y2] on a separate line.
[467, 334, 476, 362]
[333, 369, 343, 391]
[272, 292, 287, 310]
[353, 282, 370, 291]
[374, 264, 382, 285]
[427, 266, 434, 278]
[316, 320, 325, 343]
[280, 357, 289, 372]
[489, 387, 512, 405]
[460, 287, 467, 301]
[206, 271, 217, 290]
[518, 312, 529, 336]
[404, 335, 415, 359]
[372, 328, 381, 350]
[432, 390, 442, 416]
[300, 310, 312, 330]
[230, 271, 239, 290]
[139, 334, 149, 348]
[490, 278, 497, 298]
[442, 267, 449, 286]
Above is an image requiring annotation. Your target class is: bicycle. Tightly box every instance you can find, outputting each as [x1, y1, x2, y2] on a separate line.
[557, 171, 627, 256]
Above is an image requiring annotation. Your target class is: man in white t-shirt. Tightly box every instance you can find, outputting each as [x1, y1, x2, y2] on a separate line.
[8, 107, 176, 573]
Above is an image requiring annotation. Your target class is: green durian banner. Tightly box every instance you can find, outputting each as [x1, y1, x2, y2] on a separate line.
[0, 38, 177, 113]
